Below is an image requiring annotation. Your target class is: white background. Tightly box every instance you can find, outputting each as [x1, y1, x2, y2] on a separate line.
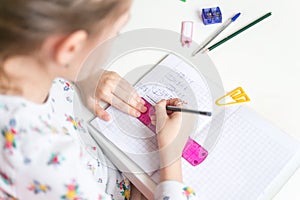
[122, 0, 300, 199]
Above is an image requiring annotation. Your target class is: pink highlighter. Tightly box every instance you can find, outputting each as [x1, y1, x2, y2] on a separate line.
[137, 98, 208, 166]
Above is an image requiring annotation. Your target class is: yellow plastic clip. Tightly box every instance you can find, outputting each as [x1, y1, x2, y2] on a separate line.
[215, 87, 250, 106]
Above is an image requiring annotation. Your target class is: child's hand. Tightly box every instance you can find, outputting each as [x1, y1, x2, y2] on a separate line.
[155, 99, 183, 149]
[77, 70, 146, 121]
[94, 71, 146, 121]
[154, 98, 185, 182]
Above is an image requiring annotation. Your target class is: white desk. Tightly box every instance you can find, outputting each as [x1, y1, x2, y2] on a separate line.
[121, 0, 300, 199]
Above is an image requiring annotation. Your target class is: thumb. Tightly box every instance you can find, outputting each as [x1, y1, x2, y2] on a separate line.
[94, 100, 110, 122]
[82, 95, 110, 122]
[155, 100, 167, 121]
[155, 100, 168, 133]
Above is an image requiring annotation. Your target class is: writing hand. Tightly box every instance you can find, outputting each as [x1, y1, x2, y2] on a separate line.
[154, 98, 185, 182]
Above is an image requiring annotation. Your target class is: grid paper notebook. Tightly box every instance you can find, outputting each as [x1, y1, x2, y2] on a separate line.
[90, 54, 300, 200]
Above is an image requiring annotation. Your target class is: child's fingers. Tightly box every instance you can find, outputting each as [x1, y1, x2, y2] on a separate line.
[110, 94, 143, 118]
[155, 100, 167, 120]
[112, 78, 147, 113]
[155, 98, 182, 117]
[94, 101, 110, 121]
[150, 115, 156, 125]
[103, 71, 146, 113]
[165, 98, 183, 118]
[96, 71, 146, 116]
[166, 98, 183, 107]
[154, 100, 168, 133]
[84, 96, 110, 121]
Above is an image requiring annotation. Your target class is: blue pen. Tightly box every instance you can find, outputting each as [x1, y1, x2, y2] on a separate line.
[192, 12, 241, 56]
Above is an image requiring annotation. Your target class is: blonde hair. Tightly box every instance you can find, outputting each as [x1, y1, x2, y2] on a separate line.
[0, 0, 131, 60]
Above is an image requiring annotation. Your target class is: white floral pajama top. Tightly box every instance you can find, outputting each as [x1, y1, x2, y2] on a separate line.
[0, 78, 197, 200]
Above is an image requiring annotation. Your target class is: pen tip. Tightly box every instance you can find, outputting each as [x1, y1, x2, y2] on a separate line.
[203, 49, 209, 53]
[232, 13, 241, 21]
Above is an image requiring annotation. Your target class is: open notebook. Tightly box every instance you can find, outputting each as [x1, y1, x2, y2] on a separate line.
[90, 54, 300, 200]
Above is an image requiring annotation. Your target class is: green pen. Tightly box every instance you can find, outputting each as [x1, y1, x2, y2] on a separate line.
[205, 12, 272, 52]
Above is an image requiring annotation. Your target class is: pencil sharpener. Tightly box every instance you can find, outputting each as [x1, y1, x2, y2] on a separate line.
[137, 98, 156, 133]
[202, 7, 222, 25]
[182, 137, 208, 166]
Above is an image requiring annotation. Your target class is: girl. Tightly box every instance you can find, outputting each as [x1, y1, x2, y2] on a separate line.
[0, 0, 197, 199]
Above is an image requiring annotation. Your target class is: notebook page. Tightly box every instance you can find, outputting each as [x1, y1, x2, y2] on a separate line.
[91, 53, 300, 199]
[94, 54, 215, 174]
[150, 106, 300, 200]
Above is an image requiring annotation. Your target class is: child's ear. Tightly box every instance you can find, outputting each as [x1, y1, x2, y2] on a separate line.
[55, 30, 88, 66]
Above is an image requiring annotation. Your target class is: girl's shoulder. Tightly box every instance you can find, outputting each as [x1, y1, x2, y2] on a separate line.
[0, 78, 81, 160]
[52, 78, 75, 94]
[0, 78, 76, 135]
